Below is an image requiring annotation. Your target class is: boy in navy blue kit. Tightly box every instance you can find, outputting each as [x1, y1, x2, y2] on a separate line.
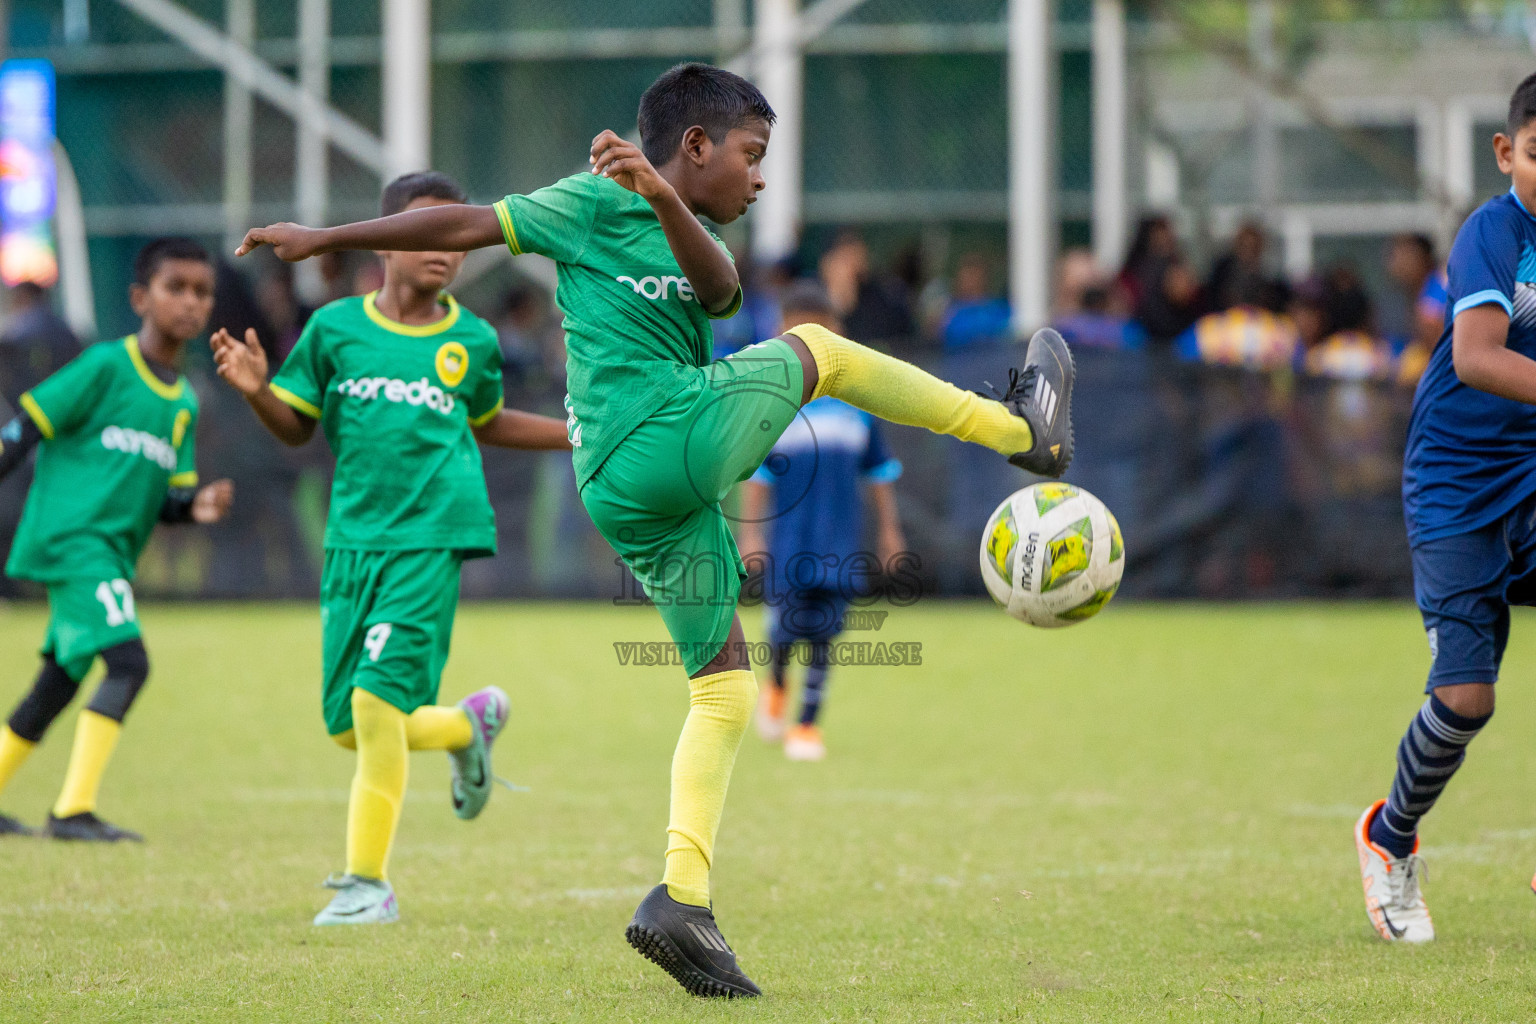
[738, 282, 905, 761]
[1355, 72, 1536, 943]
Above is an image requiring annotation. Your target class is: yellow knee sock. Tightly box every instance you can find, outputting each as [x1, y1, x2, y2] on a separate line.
[662, 669, 758, 907]
[52, 711, 121, 818]
[786, 322, 1034, 454]
[346, 690, 409, 881]
[405, 705, 472, 751]
[0, 725, 36, 795]
[331, 706, 469, 754]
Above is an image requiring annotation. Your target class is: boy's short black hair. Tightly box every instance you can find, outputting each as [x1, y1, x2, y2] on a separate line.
[134, 237, 212, 287]
[1509, 72, 1536, 137]
[381, 170, 468, 217]
[638, 62, 776, 166]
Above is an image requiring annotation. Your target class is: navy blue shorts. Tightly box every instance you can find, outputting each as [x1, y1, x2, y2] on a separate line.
[1413, 492, 1536, 691]
[766, 587, 848, 645]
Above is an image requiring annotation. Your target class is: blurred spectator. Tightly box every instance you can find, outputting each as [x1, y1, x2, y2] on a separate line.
[1174, 273, 1299, 370]
[711, 256, 784, 358]
[818, 229, 914, 343]
[249, 260, 305, 363]
[1118, 216, 1202, 347]
[1386, 233, 1447, 387]
[938, 252, 1011, 349]
[1206, 221, 1287, 312]
[1053, 247, 1102, 316]
[494, 280, 567, 385]
[1116, 215, 1178, 311]
[1054, 284, 1146, 351]
[1304, 266, 1395, 382]
[1288, 277, 1330, 351]
[0, 283, 79, 408]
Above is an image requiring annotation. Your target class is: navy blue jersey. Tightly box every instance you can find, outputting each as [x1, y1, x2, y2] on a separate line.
[750, 398, 901, 594]
[1405, 190, 1536, 544]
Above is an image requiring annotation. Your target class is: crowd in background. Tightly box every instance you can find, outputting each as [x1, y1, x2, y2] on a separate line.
[709, 217, 1450, 393]
[0, 215, 1441, 603]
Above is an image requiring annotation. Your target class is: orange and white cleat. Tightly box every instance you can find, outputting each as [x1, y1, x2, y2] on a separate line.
[783, 723, 826, 762]
[755, 685, 788, 742]
[1355, 799, 1433, 943]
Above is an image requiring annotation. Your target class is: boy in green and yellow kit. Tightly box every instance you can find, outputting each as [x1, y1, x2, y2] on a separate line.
[215, 172, 569, 925]
[239, 64, 1073, 993]
[0, 237, 233, 842]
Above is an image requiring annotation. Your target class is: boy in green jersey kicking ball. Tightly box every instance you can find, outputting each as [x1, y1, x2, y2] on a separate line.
[212, 172, 570, 925]
[237, 64, 1072, 991]
[0, 237, 234, 842]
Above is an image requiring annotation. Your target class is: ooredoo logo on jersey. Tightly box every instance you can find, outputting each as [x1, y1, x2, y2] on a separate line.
[616, 274, 697, 303]
[336, 375, 457, 415]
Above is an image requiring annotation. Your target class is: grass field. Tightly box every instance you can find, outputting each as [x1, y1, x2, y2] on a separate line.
[3, 599, 1536, 1022]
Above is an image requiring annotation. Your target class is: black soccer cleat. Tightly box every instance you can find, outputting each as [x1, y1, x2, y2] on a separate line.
[625, 883, 761, 999]
[0, 811, 34, 836]
[994, 327, 1075, 478]
[44, 812, 142, 843]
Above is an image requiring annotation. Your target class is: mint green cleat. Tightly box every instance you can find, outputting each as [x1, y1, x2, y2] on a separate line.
[313, 873, 398, 926]
[450, 686, 510, 820]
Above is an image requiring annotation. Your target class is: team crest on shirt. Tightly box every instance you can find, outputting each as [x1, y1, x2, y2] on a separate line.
[435, 341, 469, 388]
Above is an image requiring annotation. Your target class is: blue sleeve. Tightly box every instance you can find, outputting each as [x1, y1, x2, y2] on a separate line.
[748, 463, 774, 485]
[1448, 205, 1517, 320]
[859, 418, 903, 482]
[1122, 320, 1148, 351]
[1174, 326, 1201, 362]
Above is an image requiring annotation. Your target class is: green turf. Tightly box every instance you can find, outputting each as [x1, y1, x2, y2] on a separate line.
[1, 600, 1534, 1021]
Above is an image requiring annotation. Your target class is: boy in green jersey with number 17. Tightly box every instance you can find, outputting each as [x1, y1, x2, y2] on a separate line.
[0, 237, 234, 842]
[213, 172, 570, 926]
[238, 63, 1074, 993]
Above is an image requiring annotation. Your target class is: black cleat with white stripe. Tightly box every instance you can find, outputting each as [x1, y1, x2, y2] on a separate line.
[997, 327, 1075, 478]
[625, 884, 761, 998]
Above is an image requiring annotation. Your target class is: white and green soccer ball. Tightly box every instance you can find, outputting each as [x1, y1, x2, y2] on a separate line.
[979, 482, 1124, 628]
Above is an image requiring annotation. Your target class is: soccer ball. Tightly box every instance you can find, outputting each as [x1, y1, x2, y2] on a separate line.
[979, 483, 1124, 627]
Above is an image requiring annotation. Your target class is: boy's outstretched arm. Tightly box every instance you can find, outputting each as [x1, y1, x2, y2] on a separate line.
[590, 130, 740, 313]
[1451, 305, 1536, 403]
[471, 408, 572, 450]
[211, 328, 317, 446]
[236, 205, 503, 262]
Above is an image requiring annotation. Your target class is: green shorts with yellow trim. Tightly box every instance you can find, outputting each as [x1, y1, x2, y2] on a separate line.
[580, 338, 805, 676]
[43, 575, 144, 682]
[320, 548, 463, 735]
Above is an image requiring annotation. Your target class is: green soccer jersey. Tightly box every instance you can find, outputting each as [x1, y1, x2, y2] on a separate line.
[493, 173, 741, 487]
[269, 291, 504, 556]
[7, 335, 199, 584]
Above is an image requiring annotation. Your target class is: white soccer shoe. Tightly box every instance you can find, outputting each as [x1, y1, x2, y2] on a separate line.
[755, 686, 788, 743]
[783, 724, 826, 762]
[1355, 799, 1433, 943]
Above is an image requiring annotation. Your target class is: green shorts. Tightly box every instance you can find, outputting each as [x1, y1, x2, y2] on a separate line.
[42, 576, 143, 681]
[320, 548, 464, 736]
[581, 338, 805, 675]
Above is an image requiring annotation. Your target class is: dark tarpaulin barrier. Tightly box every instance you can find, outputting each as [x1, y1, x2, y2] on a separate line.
[0, 344, 1415, 603]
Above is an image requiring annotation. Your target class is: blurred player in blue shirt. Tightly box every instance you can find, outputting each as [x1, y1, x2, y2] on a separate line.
[1356, 72, 1536, 945]
[737, 281, 905, 761]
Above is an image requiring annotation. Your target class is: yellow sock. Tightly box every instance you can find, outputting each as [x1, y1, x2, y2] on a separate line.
[346, 689, 408, 881]
[405, 705, 472, 751]
[52, 711, 121, 818]
[330, 706, 470, 753]
[0, 725, 37, 795]
[662, 669, 757, 907]
[786, 322, 1034, 454]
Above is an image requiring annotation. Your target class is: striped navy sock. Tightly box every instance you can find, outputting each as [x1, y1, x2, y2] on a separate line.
[1369, 693, 1491, 859]
[797, 641, 831, 726]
